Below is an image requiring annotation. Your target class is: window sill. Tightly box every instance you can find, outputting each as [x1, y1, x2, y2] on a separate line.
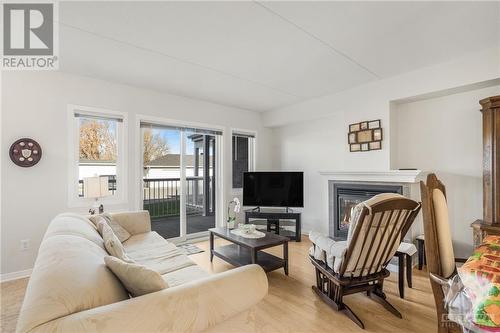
[67, 196, 128, 208]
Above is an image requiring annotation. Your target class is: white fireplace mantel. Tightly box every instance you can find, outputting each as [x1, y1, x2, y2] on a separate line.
[319, 170, 425, 184]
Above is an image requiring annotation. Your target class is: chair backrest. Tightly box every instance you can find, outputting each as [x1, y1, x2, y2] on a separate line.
[420, 174, 456, 279]
[420, 173, 457, 332]
[340, 194, 421, 278]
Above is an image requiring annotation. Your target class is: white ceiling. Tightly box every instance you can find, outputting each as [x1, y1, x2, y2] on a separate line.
[58, 1, 500, 112]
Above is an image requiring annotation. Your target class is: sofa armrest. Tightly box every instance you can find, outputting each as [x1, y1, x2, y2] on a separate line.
[30, 265, 268, 333]
[110, 210, 151, 235]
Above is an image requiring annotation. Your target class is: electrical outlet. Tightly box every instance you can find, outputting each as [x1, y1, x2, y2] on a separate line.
[20, 239, 30, 251]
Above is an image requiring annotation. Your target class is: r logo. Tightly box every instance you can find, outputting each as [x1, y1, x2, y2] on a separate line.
[3, 3, 54, 56]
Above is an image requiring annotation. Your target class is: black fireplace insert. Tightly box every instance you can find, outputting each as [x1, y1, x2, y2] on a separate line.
[330, 182, 403, 239]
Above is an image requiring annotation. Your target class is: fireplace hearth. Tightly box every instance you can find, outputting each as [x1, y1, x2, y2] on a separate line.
[329, 182, 403, 239]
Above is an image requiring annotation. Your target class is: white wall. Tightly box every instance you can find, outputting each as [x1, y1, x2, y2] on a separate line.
[0, 71, 273, 276]
[273, 113, 346, 234]
[268, 48, 500, 251]
[392, 85, 500, 257]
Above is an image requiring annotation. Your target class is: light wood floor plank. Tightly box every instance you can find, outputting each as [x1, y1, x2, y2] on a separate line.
[0, 237, 437, 333]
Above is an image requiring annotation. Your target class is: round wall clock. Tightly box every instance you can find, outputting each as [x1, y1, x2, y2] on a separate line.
[9, 138, 42, 167]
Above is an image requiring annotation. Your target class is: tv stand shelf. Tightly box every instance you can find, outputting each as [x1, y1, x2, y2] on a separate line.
[245, 209, 301, 242]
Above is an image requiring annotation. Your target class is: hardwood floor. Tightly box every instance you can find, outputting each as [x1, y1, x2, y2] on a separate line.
[0, 237, 437, 333]
[1, 276, 28, 333]
[196, 237, 437, 333]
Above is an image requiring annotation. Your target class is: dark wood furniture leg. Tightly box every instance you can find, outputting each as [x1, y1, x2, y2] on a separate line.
[417, 238, 425, 270]
[312, 283, 365, 329]
[406, 254, 413, 288]
[284, 241, 289, 275]
[370, 283, 402, 319]
[397, 252, 404, 298]
[296, 214, 301, 241]
[209, 231, 214, 262]
[250, 248, 257, 264]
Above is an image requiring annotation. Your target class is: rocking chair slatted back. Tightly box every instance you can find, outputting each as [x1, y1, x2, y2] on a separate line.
[339, 198, 421, 278]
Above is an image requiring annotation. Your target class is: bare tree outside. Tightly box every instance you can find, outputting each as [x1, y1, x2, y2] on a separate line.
[143, 128, 170, 166]
[79, 119, 117, 161]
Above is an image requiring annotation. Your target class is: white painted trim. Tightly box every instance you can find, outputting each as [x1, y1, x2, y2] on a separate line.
[67, 104, 128, 208]
[180, 130, 187, 239]
[215, 134, 225, 228]
[1, 269, 32, 283]
[319, 170, 425, 183]
[134, 115, 143, 211]
[136, 114, 225, 133]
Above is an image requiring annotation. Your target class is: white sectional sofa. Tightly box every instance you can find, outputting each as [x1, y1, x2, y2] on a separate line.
[16, 211, 268, 333]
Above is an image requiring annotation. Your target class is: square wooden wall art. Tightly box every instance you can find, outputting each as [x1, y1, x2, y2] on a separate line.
[348, 120, 382, 152]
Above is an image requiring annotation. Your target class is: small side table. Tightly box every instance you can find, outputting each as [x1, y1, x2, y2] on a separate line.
[395, 242, 417, 299]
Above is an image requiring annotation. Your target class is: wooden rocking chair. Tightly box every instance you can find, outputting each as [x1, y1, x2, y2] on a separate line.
[309, 194, 421, 329]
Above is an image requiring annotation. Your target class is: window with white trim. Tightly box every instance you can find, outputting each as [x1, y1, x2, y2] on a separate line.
[232, 132, 255, 189]
[68, 106, 127, 205]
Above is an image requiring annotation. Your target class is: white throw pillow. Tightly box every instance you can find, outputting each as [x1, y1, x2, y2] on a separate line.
[104, 256, 168, 297]
[99, 222, 134, 263]
[90, 214, 131, 242]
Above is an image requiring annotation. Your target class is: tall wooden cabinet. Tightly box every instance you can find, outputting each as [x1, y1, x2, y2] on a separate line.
[472, 95, 500, 247]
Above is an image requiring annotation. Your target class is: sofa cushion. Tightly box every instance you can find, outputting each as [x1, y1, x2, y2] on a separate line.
[100, 222, 134, 263]
[43, 213, 103, 248]
[162, 265, 209, 287]
[90, 214, 131, 242]
[16, 235, 129, 333]
[124, 233, 195, 275]
[110, 211, 152, 235]
[104, 256, 168, 297]
[308, 231, 347, 273]
[122, 231, 167, 253]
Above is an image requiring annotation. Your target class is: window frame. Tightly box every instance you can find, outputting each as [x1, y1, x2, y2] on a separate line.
[67, 104, 128, 207]
[231, 129, 256, 193]
[135, 114, 226, 233]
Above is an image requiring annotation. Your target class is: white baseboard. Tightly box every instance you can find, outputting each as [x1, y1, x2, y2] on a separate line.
[1, 269, 32, 283]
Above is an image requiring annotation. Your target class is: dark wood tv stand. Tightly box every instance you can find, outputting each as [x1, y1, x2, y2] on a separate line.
[244, 208, 301, 242]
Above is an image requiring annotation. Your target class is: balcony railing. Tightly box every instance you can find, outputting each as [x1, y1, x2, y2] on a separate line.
[79, 176, 214, 220]
[143, 177, 214, 219]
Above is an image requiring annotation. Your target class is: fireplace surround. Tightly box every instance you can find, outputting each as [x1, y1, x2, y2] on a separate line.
[330, 182, 403, 239]
[319, 170, 424, 272]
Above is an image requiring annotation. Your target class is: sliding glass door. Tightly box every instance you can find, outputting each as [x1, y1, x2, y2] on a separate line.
[142, 126, 182, 239]
[185, 131, 216, 235]
[141, 122, 220, 241]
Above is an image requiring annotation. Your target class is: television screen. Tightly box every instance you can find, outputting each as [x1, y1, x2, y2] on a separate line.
[243, 172, 304, 208]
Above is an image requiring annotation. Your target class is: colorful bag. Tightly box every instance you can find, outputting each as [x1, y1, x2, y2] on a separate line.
[459, 236, 500, 330]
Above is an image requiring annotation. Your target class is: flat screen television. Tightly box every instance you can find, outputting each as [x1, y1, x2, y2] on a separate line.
[243, 172, 304, 208]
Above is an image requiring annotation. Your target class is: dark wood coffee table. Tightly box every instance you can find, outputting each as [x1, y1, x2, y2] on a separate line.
[209, 227, 289, 275]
